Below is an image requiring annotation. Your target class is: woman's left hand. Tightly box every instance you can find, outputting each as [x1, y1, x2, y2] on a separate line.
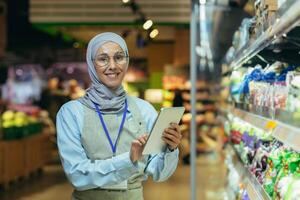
[162, 123, 182, 151]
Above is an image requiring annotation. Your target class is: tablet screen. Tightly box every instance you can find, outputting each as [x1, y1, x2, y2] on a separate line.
[142, 107, 185, 155]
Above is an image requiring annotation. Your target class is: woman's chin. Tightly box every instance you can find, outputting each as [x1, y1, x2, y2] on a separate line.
[106, 83, 122, 90]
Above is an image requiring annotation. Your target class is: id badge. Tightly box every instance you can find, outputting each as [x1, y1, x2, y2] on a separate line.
[101, 180, 127, 190]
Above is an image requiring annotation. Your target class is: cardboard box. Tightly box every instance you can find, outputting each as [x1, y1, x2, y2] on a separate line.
[267, 11, 277, 27]
[262, 0, 278, 11]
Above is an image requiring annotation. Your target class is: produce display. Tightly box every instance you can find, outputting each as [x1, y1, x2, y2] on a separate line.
[229, 63, 300, 114]
[221, 1, 300, 199]
[1, 110, 42, 140]
[227, 117, 300, 200]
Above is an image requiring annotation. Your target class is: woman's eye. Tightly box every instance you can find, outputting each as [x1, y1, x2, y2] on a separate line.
[115, 55, 123, 61]
[99, 57, 108, 62]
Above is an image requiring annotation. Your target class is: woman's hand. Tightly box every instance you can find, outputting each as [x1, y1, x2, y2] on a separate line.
[162, 123, 182, 151]
[130, 134, 148, 163]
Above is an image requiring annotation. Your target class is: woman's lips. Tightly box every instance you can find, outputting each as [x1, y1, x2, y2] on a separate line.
[106, 73, 119, 78]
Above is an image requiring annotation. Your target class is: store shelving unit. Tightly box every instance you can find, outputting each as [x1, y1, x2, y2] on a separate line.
[228, 145, 271, 200]
[181, 86, 217, 123]
[228, 0, 300, 70]
[227, 105, 300, 152]
[221, 0, 300, 199]
[163, 82, 217, 125]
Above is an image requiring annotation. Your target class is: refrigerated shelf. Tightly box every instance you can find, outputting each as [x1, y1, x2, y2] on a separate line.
[228, 106, 300, 152]
[228, 145, 271, 200]
[229, 0, 300, 69]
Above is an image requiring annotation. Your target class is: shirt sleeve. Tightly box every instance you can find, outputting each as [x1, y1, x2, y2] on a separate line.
[144, 148, 179, 182]
[56, 101, 139, 191]
[135, 98, 179, 182]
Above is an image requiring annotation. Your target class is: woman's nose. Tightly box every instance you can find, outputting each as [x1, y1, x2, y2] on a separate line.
[108, 58, 117, 69]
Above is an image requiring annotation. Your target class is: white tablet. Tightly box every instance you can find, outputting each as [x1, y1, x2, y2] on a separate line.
[142, 107, 185, 155]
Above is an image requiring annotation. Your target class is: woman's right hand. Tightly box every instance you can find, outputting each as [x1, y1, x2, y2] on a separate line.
[130, 134, 148, 163]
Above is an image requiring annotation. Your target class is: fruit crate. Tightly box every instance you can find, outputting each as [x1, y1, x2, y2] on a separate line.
[0, 133, 51, 189]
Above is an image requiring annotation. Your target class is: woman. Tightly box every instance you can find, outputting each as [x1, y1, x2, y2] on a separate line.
[56, 32, 182, 200]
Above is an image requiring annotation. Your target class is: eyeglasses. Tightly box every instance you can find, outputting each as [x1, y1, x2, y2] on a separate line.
[93, 52, 128, 68]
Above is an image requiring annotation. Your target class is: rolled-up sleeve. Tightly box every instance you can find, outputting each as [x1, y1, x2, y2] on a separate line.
[56, 102, 139, 191]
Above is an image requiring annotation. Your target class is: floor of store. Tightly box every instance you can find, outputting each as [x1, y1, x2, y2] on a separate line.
[0, 152, 227, 200]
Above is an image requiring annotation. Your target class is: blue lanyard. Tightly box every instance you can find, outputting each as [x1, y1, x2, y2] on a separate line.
[93, 99, 128, 156]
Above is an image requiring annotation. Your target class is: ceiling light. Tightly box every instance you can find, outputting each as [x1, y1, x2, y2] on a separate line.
[199, 0, 206, 5]
[143, 20, 153, 30]
[122, 0, 130, 3]
[149, 29, 159, 38]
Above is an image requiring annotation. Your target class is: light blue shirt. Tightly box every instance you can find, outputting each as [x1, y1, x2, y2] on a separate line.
[56, 97, 179, 191]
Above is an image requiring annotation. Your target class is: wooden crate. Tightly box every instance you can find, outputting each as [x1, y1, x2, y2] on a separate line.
[0, 142, 3, 184]
[24, 134, 46, 174]
[26, 133, 52, 173]
[2, 140, 26, 184]
[0, 132, 51, 188]
[262, 0, 278, 11]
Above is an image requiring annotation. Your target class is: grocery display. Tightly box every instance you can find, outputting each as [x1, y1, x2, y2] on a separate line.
[162, 74, 223, 163]
[0, 106, 51, 189]
[0, 85, 53, 189]
[1, 109, 42, 140]
[224, 117, 300, 200]
[221, 0, 300, 199]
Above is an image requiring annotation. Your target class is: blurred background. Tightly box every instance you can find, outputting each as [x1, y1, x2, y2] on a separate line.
[0, 0, 300, 199]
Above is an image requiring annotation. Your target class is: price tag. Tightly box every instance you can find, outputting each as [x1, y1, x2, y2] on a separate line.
[265, 120, 277, 130]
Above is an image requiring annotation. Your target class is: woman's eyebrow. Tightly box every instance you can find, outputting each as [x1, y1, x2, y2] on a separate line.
[97, 51, 124, 56]
[97, 53, 109, 57]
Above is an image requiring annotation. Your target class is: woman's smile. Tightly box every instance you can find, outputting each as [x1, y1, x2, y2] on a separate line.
[106, 72, 119, 79]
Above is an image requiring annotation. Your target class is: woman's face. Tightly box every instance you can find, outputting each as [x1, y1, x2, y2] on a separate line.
[94, 42, 128, 90]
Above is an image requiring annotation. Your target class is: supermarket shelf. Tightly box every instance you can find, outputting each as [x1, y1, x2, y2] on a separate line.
[233, 103, 300, 128]
[185, 107, 216, 113]
[229, 0, 300, 69]
[216, 115, 227, 124]
[182, 119, 218, 127]
[168, 88, 210, 92]
[185, 110, 217, 114]
[218, 108, 230, 125]
[229, 105, 300, 152]
[218, 107, 228, 118]
[182, 97, 216, 102]
[229, 145, 271, 200]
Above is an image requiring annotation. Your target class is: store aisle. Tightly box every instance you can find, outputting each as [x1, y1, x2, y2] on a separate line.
[143, 152, 227, 200]
[0, 152, 227, 200]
